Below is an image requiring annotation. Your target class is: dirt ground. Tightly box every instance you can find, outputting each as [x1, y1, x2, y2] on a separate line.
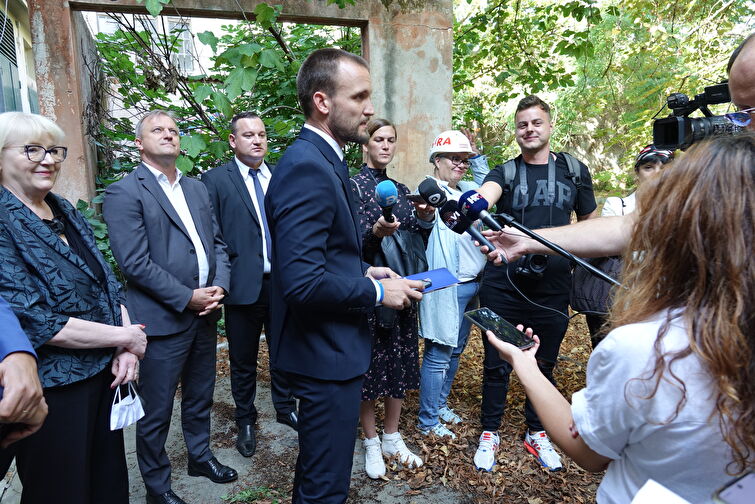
[1, 314, 601, 504]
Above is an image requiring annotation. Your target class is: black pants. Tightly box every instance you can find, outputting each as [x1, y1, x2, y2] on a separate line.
[137, 317, 217, 495]
[286, 372, 363, 504]
[585, 313, 608, 349]
[225, 276, 295, 424]
[2, 367, 128, 504]
[479, 285, 569, 432]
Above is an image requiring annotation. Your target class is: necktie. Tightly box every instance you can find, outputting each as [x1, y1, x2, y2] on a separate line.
[249, 168, 272, 259]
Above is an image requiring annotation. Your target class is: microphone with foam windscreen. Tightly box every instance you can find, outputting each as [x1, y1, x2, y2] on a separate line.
[458, 190, 503, 232]
[418, 178, 447, 208]
[375, 180, 399, 223]
[439, 200, 497, 253]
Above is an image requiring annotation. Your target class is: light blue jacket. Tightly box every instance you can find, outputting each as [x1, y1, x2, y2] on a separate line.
[419, 155, 490, 346]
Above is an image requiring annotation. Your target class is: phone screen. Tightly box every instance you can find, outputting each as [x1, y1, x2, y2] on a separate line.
[406, 194, 426, 203]
[715, 472, 755, 504]
[464, 307, 536, 349]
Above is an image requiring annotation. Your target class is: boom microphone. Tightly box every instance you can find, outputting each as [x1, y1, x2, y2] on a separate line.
[375, 180, 399, 223]
[439, 200, 497, 253]
[418, 178, 447, 207]
[458, 190, 503, 231]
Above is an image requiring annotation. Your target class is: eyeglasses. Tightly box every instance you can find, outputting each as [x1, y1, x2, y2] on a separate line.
[724, 107, 755, 127]
[439, 155, 470, 167]
[6, 144, 68, 163]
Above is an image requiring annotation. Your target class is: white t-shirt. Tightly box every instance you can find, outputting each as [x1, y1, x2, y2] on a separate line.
[571, 311, 733, 504]
[602, 192, 636, 216]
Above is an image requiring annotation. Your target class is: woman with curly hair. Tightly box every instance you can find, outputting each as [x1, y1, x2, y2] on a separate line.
[486, 133, 755, 503]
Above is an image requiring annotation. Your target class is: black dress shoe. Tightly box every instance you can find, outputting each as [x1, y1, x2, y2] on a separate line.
[145, 489, 187, 504]
[236, 423, 256, 457]
[187, 456, 238, 483]
[276, 410, 298, 431]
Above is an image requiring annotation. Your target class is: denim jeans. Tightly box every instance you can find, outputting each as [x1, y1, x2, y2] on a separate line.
[417, 281, 479, 430]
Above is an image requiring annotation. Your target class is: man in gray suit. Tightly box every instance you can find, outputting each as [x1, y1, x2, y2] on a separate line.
[103, 110, 237, 504]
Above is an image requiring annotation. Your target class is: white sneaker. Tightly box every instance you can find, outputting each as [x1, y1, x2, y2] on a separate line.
[473, 431, 499, 471]
[382, 431, 423, 468]
[363, 436, 386, 479]
[418, 422, 456, 439]
[438, 406, 462, 424]
[524, 430, 563, 472]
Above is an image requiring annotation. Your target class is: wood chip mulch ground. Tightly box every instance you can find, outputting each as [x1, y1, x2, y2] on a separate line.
[219, 313, 603, 503]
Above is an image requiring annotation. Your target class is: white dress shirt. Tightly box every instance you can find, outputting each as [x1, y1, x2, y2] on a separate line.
[234, 156, 272, 274]
[144, 163, 209, 287]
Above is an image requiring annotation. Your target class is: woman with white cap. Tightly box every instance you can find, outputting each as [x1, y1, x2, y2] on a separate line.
[417, 129, 490, 438]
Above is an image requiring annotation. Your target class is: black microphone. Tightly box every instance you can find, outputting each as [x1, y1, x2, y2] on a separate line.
[439, 200, 497, 253]
[458, 190, 503, 232]
[418, 178, 447, 207]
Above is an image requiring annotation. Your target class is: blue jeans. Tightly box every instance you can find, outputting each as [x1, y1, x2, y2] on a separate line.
[417, 281, 479, 430]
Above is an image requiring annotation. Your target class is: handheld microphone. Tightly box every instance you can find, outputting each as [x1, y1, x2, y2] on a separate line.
[458, 190, 503, 232]
[439, 200, 497, 253]
[418, 178, 447, 207]
[375, 180, 399, 223]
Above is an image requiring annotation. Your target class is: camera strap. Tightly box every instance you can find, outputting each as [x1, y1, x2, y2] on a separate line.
[514, 152, 557, 208]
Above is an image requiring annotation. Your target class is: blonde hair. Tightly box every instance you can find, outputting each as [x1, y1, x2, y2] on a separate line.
[0, 112, 65, 149]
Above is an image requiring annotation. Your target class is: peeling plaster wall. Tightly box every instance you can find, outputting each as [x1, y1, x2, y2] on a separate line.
[33, 0, 452, 201]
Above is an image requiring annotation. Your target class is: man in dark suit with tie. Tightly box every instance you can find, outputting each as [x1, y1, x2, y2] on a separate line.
[201, 112, 297, 458]
[103, 110, 237, 504]
[266, 48, 424, 504]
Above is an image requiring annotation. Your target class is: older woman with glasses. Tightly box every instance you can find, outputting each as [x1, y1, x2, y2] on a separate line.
[417, 129, 489, 439]
[0, 112, 146, 503]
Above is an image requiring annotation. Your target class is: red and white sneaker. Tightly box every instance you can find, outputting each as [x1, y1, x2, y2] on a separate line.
[524, 430, 563, 472]
[473, 431, 499, 471]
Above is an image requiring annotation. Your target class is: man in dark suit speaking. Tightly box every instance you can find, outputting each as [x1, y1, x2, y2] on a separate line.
[201, 112, 297, 459]
[265, 48, 424, 504]
[103, 110, 237, 504]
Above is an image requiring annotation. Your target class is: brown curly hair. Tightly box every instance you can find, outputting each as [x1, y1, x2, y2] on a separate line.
[609, 132, 755, 474]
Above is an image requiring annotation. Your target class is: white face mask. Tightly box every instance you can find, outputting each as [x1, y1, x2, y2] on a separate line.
[110, 382, 145, 431]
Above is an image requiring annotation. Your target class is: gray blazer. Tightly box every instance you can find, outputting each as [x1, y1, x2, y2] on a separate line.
[103, 163, 230, 336]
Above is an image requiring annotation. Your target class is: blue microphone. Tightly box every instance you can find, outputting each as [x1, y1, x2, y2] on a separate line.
[458, 190, 503, 231]
[375, 180, 399, 223]
[439, 200, 496, 252]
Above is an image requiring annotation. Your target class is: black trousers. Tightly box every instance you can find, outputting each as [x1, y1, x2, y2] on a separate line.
[286, 372, 363, 504]
[479, 285, 569, 432]
[1, 367, 128, 504]
[225, 276, 295, 424]
[136, 317, 217, 495]
[585, 313, 609, 349]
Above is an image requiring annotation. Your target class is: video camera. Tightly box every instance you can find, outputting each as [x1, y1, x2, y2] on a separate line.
[652, 82, 744, 150]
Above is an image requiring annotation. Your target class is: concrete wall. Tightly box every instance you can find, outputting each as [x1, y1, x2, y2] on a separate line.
[32, 0, 453, 202]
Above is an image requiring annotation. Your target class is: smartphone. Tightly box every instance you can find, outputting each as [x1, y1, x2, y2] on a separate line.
[714, 472, 755, 504]
[406, 194, 426, 204]
[464, 307, 536, 349]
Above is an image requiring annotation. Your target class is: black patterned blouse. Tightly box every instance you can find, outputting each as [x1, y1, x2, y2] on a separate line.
[350, 165, 431, 400]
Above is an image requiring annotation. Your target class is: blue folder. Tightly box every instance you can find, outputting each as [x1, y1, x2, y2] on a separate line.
[405, 268, 460, 293]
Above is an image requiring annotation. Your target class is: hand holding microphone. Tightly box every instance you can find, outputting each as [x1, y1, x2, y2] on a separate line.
[458, 190, 503, 231]
[439, 200, 498, 254]
[375, 180, 399, 223]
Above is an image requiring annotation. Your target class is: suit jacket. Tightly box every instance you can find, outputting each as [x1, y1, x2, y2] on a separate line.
[103, 163, 230, 337]
[201, 159, 274, 306]
[265, 127, 376, 381]
[0, 295, 34, 362]
[0, 189, 121, 388]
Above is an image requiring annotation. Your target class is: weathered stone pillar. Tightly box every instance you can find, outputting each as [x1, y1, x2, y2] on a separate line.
[28, 1, 95, 204]
[32, 0, 452, 200]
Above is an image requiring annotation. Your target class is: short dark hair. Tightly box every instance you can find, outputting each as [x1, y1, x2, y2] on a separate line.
[515, 95, 551, 120]
[230, 111, 261, 135]
[366, 118, 396, 139]
[727, 32, 755, 73]
[297, 48, 369, 118]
